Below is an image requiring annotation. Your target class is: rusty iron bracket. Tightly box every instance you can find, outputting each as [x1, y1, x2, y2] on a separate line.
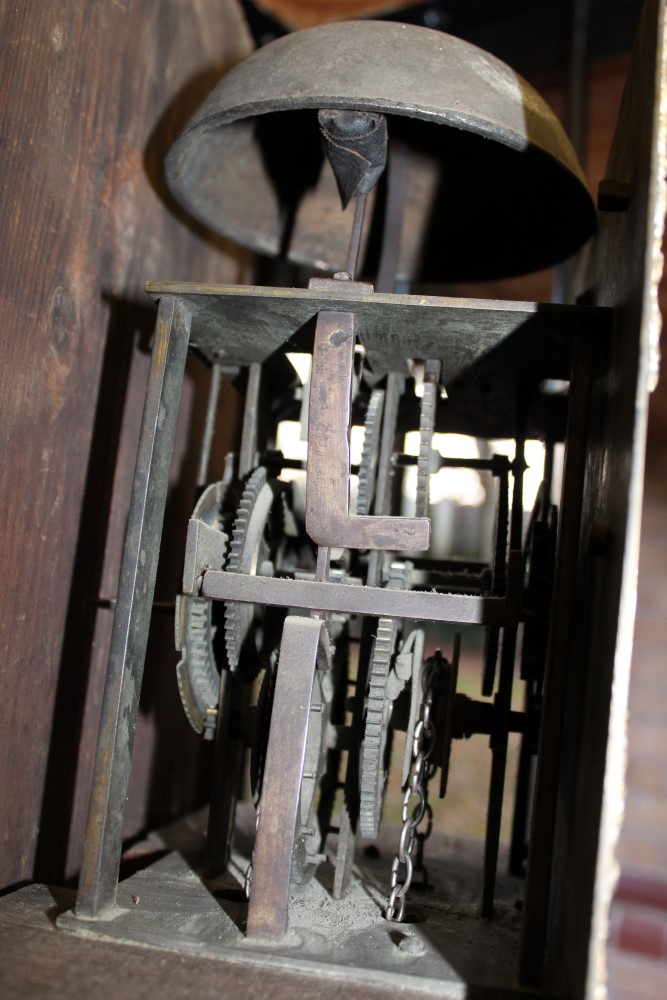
[305, 309, 430, 551]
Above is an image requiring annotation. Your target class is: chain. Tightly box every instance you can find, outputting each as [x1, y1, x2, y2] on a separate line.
[385, 662, 438, 921]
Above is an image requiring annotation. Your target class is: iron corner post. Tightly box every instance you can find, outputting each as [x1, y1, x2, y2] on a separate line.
[76, 295, 191, 918]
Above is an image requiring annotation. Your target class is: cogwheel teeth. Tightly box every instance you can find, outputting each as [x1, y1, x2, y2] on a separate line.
[359, 617, 399, 839]
[357, 388, 385, 516]
[416, 381, 437, 518]
[223, 467, 270, 675]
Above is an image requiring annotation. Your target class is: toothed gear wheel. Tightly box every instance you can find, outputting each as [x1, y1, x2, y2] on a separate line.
[176, 596, 220, 737]
[416, 380, 437, 518]
[175, 480, 229, 738]
[356, 388, 385, 516]
[359, 563, 407, 839]
[224, 467, 290, 680]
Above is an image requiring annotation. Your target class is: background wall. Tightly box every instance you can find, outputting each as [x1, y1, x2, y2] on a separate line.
[0, 0, 252, 889]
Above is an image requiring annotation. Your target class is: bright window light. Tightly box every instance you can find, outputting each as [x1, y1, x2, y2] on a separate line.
[286, 353, 312, 385]
[489, 439, 545, 510]
[403, 432, 486, 507]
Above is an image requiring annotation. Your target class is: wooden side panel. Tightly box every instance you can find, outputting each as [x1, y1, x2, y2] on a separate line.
[544, 0, 666, 994]
[0, 0, 251, 889]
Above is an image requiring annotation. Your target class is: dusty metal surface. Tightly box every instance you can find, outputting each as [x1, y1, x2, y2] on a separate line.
[145, 280, 611, 439]
[165, 21, 595, 280]
[58, 807, 532, 999]
[145, 281, 610, 378]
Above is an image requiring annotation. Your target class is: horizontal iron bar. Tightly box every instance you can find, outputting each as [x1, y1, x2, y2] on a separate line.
[201, 571, 507, 626]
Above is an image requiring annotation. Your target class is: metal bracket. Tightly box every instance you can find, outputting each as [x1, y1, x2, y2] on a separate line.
[305, 310, 430, 551]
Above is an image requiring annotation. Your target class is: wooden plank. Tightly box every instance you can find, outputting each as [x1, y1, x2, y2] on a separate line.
[0, 886, 405, 1000]
[0, 0, 251, 890]
[518, 0, 667, 993]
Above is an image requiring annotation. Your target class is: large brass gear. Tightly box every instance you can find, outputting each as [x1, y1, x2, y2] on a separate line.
[358, 562, 408, 839]
[359, 617, 399, 839]
[223, 467, 293, 680]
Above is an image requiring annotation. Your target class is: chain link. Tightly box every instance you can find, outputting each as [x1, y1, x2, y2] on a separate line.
[385, 660, 439, 921]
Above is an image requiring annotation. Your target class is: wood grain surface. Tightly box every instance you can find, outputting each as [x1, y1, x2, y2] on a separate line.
[0, 0, 251, 890]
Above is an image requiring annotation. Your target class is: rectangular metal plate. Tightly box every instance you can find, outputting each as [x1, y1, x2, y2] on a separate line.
[201, 570, 507, 626]
[146, 281, 611, 383]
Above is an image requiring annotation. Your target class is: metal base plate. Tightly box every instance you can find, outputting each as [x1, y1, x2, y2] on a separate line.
[58, 806, 527, 998]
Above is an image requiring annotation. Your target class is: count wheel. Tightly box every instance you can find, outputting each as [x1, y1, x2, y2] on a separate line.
[224, 467, 294, 680]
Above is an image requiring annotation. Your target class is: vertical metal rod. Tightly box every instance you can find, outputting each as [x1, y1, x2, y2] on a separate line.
[482, 551, 521, 917]
[508, 437, 557, 874]
[482, 411, 526, 915]
[365, 137, 409, 583]
[345, 191, 369, 279]
[196, 363, 222, 488]
[316, 546, 331, 583]
[482, 470, 509, 697]
[311, 546, 332, 620]
[76, 296, 191, 918]
[566, 0, 590, 166]
[239, 362, 262, 479]
[553, 0, 590, 305]
[375, 140, 409, 294]
[519, 332, 595, 986]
